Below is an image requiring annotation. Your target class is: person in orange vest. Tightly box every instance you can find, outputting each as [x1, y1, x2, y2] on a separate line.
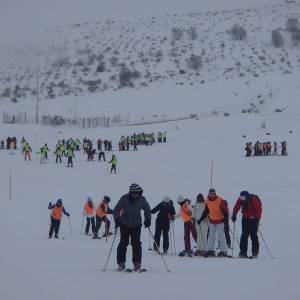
[93, 196, 113, 239]
[48, 199, 70, 239]
[83, 197, 95, 235]
[197, 188, 229, 257]
[176, 195, 197, 257]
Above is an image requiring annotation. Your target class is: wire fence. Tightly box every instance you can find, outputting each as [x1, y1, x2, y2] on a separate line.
[2, 111, 197, 129]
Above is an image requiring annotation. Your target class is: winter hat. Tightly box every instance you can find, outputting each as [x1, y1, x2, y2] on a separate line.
[103, 196, 111, 203]
[177, 195, 185, 204]
[239, 191, 249, 201]
[163, 196, 171, 203]
[129, 183, 142, 194]
[87, 197, 92, 202]
[208, 188, 216, 196]
[196, 193, 204, 201]
[56, 199, 63, 206]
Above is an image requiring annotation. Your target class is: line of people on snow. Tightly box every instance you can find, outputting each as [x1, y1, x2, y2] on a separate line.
[0, 137, 17, 150]
[245, 141, 287, 157]
[48, 184, 262, 271]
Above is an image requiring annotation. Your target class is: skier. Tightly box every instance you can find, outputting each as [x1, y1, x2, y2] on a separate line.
[108, 154, 118, 174]
[0, 140, 4, 149]
[231, 191, 262, 258]
[66, 146, 75, 167]
[176, 195, 197, 257]
[245, 142, 252, 157]
[113, 183, 151, 271]
[48, 199, 70, 238]
[94, 196, 113, 239]
[23, 142, 32, 161]
[193, 193, 208, 256]
[43, 143, 50, 160]
[40, 145, 47, 164]
[273, 142, 278, 155]
[197, 188, 228, 257]
[98, 150, 106, 162]
[54, 144, 62, 163]
[281, 141, 287, 156]
[83, 197, 95, 236]
[151, 196, 176, 254]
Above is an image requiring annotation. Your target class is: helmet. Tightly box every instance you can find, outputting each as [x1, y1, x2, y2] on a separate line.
[163, 196, 171, 203]
[87, 197, 92, 202]
[177, 195, 185, 204]
[56, 199, 63, 206]
[103, 196, 111, 203]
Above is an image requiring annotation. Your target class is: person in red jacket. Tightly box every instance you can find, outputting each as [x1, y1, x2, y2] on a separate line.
[232, 191, 262, 258]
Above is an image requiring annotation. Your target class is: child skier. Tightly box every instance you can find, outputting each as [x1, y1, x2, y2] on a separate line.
[48, 199, 70, 239]
[83, 197, 95, 235]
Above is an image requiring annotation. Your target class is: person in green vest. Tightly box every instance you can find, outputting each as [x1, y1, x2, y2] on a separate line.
[66, 146, 75, 167]
[54, 144, 62, 163]
[23, 142, 32, 161]
[108, 154, 118, 174]
[40, 145, 47, 164]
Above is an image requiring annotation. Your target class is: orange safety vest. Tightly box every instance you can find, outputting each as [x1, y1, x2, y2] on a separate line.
[96, 202, 107, 217]
[51, 206, 63, 220]
[206, 197, 224, 221]
[84, 203, 94, 217]
[180, 203, 192, 223]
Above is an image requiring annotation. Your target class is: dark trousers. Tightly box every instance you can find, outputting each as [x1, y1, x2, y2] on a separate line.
[56, 155, 62, 163]
[95, 215, 110, 235]
[49, 217, 60, 237]
[98, 152, 106, 161]
[184, 221, 197, 251]
[67, 157, 73, 167]
[240, 218, 259, 255]
[111, 165, 116, 173]
[85, 217, 95, 234]
[117, 224, 142, 264]
[153, 219, 170, 252]
[224, 223, 231, 247]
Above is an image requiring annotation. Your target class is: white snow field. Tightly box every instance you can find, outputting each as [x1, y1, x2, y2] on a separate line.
[0, 111, 299, 300]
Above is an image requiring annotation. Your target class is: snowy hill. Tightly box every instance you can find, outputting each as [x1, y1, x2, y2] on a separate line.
[0, 0, 300, 121]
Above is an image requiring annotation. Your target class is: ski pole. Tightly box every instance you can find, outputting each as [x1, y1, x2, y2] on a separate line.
[229, 227, 239, 245]
[102, 227, 118, 271]
[171, 221, 176, 254]
[148, 228, 170, 272]
[258, 227, 274, 259]
[80, 211, 85, 234]
[148, 229, 152, 250]
[169, 221, 174, 255]
[231, 223, 236, 257]
[68, 217, 73, 238]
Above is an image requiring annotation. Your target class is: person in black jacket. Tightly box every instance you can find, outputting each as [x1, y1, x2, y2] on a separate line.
[113, 183, 151, 271]
[151, 196, 176, 254]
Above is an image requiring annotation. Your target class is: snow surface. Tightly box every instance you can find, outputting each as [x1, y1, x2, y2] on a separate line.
[0, 112, 299, 300]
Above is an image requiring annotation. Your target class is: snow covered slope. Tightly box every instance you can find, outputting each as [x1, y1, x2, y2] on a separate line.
[0, 113, 299, 300]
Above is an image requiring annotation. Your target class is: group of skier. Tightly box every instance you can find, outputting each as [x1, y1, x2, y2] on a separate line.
[245, 141, 288, 157]
[48, 184, 263, 271]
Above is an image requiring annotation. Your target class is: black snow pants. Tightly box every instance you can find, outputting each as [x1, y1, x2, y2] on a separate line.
[153, 218, 170, 252]
[49, 217, 61, 238]
[240, 218, 259, 256]
[117, 224, 142, 265]
[85, 217, 95, 234]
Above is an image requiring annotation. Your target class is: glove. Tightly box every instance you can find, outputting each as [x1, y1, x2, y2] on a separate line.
[231, 215, 236, 222]
[114, 218, 121, 228]
[66, 213, 70, 218]
[144, 219, 151, 228]
[197, 219, 202, 225]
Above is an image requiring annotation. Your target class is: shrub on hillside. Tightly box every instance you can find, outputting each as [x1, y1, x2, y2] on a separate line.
[118, 65, 141, 88]
[187, 26, 198, 40]
[292, 28, 300, 43]
[286, 17, 299, 33]
[171, 28, 184, 43]
[186, 54, 203, 71]
[229, 24, 247, 41]
[272, 30, 284, 47]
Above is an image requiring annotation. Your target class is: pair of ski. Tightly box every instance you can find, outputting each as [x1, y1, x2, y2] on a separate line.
[118, 268, 147, 273]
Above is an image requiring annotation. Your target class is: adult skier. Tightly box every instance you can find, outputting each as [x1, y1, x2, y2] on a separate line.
[113, 183, 151, 271]
[94, 196, 113, 239]
[83, 197, 95, 235]
[197, 188, 228, 257]
[151, 196, 176, 254]
[231, 191, 262, 258]
[48, 199, 70, 238]
[176, 195, 197, 257]
[66, 146, 75, 167]
[193, 193, 208, 256]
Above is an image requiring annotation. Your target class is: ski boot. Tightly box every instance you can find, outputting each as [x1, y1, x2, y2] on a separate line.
[117, 263, 126, 271]
[178, 250, 187, 257]
[249, 253, 258, 259]
[238, 252, 248, 258]
[133, 262, 141, 272]
[217, 251, 229, 257]
[54, 234, 59, 239]
[204, 250, 216, 257]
